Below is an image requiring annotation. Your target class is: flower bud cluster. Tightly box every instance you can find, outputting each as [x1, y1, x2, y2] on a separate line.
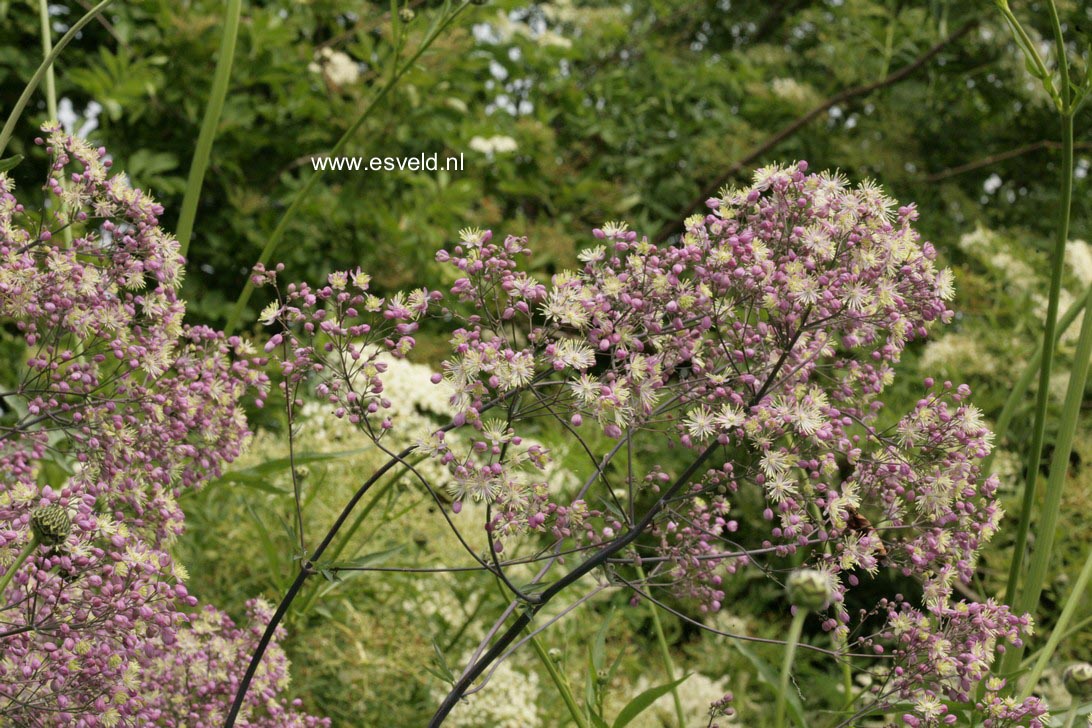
[0, 128, 316, 726]
[267, 161, 1031, 726]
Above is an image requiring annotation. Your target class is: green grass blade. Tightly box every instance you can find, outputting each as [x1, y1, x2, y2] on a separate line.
[1001, 108, 1075, 615]
[176, 0, 243, 257]
[983, 290, 1089, 474]
[733, 639, 807, 727]
[1007, 282, 1092, 672]
[1020, 547, 1092, 700]
[224, 2, 467, 334]
[0, 0, 117, 156]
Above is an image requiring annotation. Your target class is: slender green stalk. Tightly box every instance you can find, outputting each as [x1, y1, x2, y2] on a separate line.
[997, 2, 1083, 679]
[839, 635, 854, 710]
[0, 536, 39, 601]
[1044, 0, 1072, 108]
[1020, 547, 1092, 701]
[879, 17, 895, 80]
[1061, 702, 1080, 728]
[1003, 108, 1074, 611]
[776, 610, 807, 728]
[529, 633, 589, 728]
[0, 0, 116, 156]
[224, 2, 467, 335]
[37, 0, 57, 122]
[292, 472, 397, 619]
[982, 291, 1088, 475]
[1004, 281, 1092, 676]
[176, 0, 243, 258]
[36, 0, 74, 246]
[648, 596, 685, 727]
[995, 1, 1053, 99]
[493, 569, 588, 728]
[635, 563, 685, 727]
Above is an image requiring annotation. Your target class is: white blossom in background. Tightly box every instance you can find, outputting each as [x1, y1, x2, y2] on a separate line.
[991, 448, 1023, 493]
[1033, 288, 1082, 347]
[401, 575, 484, 636]
[629, 672, 735, 728]
[1067, 239, 1092, 287]
[57, 97, 103, 139]
[541, 0, 580, 24]
[919, 333, 998, 379]
[469, 135, 519, 157]
[958, 226, 1037, 291]
[308, 47, 360, 88]
[432, 654, 542, 728]
[537, 30, 573, 49]
[771, 77, 819, 106]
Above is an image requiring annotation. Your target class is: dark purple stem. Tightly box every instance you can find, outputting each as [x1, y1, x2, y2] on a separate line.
[223, 442, 417, 727]
[427, 438, 721, 727]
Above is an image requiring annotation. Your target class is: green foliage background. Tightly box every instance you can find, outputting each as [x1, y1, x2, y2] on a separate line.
[2, 1, 1091, 725]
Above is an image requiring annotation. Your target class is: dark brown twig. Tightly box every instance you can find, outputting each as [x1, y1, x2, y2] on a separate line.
[923, 139, 1092, 182]
[655, 18, 979, 243]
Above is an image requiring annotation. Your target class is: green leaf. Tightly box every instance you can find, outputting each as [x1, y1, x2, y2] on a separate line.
[733, 641, 807, 727]
[585, 649, 597, 721]
[515, 580, 554, 596]
[428, 639, 455, 684]
[0, 154, 22, 172]
[591, 608, 615, 672]
[1023, 54, 1046, 81]
[323, 544, 406, 572]
[611, 674, 692, 728]
[242, 501, 292, 592]
[589, 712, 610, 728]
[208, 447, 372, 491]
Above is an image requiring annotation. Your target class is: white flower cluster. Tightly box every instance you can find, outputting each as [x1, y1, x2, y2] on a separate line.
[308, 47, 360, 88]
[955, 225, 1090, 379]
[770, 77, 819, 106]
[919, 333, 998, 378]
[628, 672, 734, 728]
[1068, 239, 1092, 287]
[487, 10, 573, 49]
[469, 135, 519, 156]
[432, 655, 543, 728]
[958, 226, 1036, 291]
[400, 574, 482, 634]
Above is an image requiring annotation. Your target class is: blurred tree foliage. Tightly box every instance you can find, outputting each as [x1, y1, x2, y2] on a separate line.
[2, 0, 1090, 327]
[4, 3, 1091, 720]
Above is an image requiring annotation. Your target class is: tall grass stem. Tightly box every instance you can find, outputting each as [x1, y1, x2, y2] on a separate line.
[1020, 547, 1092, 701]
[175, 0, 243, 258]
[0, 0, 116, 157]
[775, 609, 807, 728]
[224, 2, 466, 335]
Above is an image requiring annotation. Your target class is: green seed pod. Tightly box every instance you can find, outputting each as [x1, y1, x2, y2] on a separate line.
[786, 568, 834, 611]
[31, 505, 71, 547]
[1063, 662, 1092, 700]
[399, 7, 415, 22]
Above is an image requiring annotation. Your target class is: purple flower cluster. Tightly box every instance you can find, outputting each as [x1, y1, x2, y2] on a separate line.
[135, 599, 327, 727]
[259, 162, 1037, 726]
[0, 127, 322, 726]
[251, 263, 439, 434]
[881, 599, 1045, 727]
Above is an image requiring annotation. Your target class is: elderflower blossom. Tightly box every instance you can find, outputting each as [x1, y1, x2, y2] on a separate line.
[628, 673, 735, 728]
[431, 654, 543, 728]
[308, 47, 360, 87]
